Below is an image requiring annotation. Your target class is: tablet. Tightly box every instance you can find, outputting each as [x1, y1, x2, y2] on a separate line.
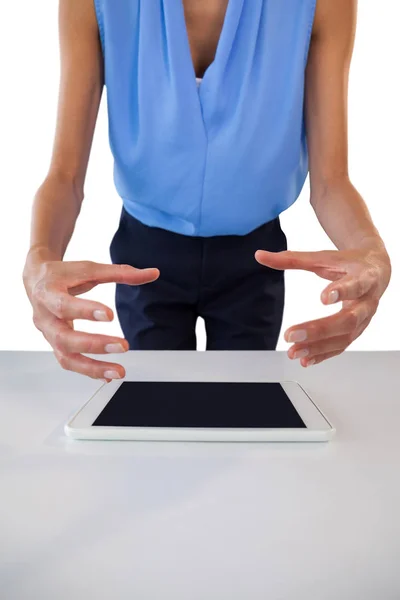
[65, 380, 335, 442]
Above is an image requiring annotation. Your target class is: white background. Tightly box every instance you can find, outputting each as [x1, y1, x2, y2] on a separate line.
[0, 0, 399, 351]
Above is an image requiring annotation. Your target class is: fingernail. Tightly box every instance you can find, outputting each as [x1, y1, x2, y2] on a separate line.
[327, 290, 339, 304]
[94, 310, 110, 321]
[294, 348, 309, 359]
[104, 370, 122, 379]
[105, 343, 125, 353]
[288, 330, 307, 343]
[307, 359, 316, 367]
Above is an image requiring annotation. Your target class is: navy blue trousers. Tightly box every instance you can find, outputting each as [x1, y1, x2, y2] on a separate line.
[109, 207, 287, 350]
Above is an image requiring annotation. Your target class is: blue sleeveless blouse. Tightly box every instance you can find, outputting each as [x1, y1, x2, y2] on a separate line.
[94, 0, 317, 236]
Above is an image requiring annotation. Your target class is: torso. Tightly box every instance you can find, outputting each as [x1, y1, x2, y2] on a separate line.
[98, 0, 318, 236]
[182, 0, 229, 77]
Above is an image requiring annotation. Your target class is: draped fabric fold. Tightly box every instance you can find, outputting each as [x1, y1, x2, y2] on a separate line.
[93, 0, 317, 236]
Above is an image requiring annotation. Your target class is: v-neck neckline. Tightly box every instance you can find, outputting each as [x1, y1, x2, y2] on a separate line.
[179, 0, 233, 87]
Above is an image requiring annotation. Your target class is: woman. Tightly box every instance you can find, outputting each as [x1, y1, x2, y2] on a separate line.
[22, 0, 391, 383]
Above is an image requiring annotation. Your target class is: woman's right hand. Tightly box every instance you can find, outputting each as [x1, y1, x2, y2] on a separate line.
[22, 252, 160, 382]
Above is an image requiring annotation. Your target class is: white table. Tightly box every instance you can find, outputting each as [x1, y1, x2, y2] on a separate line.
[1, 350, 399, 599]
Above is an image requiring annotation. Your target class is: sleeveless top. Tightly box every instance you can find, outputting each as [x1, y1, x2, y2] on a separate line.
[94, 0, 317, 237]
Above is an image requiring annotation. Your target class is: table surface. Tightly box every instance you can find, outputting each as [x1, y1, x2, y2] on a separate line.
[1, 350, 399, 600]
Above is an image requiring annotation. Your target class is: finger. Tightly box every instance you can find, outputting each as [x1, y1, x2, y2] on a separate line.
[284, 299, 372, 344]
[255, 249, 345, 275]
[54, 349, 126, 380]
[321, 273, 377, 304]
[72, 262, 160, 286]
[288, 314, 372, 359]
[300, 349, 344, 367]
[50, 322, 130, 355]
[33, 308, 129, 355]
[33, 302, 77, 331]
[36, 286, 115, 322]
[287, 332, 352, 361]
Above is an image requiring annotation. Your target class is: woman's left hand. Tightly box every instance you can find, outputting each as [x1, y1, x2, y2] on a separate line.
[255, 243, 392, 367]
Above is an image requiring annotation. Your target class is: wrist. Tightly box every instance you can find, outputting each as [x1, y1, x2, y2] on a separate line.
[26, 244, 62, 264]
[355, 233, 385, 251]
[358, 237, 392, 296]
[358, 236, 390, 266]
[23, 246, 62, 285]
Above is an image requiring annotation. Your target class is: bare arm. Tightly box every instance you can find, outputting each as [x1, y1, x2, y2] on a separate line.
[23, 0, 159, 382]
[255, 1, 391, 367]
[28, 0, 104, 263]
[305, 0, 389, 257]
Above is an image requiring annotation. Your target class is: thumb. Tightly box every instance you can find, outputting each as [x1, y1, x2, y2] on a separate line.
[80, 262, 160, 286]
[255, 249, 346, 279]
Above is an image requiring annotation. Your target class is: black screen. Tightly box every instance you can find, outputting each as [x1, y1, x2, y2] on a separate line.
[92, 382, 306, 429]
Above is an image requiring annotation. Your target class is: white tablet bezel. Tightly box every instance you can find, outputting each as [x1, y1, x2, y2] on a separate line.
[65, 380, 335, 442]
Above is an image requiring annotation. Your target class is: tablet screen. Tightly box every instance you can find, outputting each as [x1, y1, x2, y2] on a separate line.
[92, 382, 306, 429]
